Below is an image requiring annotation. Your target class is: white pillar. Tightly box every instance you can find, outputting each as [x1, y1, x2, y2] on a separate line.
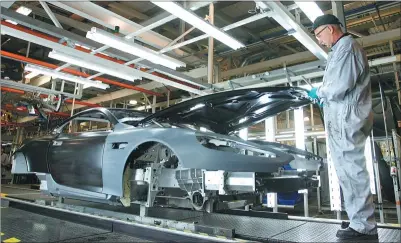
[239, 118, 248, 140]
[265, 117, 278, 212]
[294, 107, 305, 150]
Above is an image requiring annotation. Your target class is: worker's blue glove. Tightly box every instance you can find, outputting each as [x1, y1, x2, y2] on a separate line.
[307, 87, 319, 99]
[308, 87, 324, 108]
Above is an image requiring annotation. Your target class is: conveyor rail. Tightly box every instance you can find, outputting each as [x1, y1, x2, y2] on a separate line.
[1, 185, 400, 242]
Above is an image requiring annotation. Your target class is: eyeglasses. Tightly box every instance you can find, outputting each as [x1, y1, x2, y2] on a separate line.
[314, 26, 328, 38]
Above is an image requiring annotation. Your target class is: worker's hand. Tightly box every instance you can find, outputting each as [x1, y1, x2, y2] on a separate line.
[307, 87, 319, 99]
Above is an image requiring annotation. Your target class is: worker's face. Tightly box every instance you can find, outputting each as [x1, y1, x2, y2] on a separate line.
[314, 25, 333, 48]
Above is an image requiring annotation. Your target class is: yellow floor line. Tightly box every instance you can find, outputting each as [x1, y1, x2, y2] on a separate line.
[3, 237, 21, 243]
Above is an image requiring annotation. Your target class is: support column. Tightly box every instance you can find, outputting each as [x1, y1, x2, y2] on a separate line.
[314, 137, 322, 214]
[180, 1, 187, 43]
[286, 110, 290, 129]
[294, 107, 305, 150]
[310, 104, 315, 130]
[207, 3, 214, 84]
[239, 127, 248, 141]
[265, 117, 278, 212]
[167, 90, 170, 107]
[332, 1, 347, 32]
[371, 133, 385, 223]
[152, 95, 156, 114]
[390, 41, 401, 105]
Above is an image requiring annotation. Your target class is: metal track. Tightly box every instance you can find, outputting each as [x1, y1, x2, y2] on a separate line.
[1, 196, 238, 242]
[1, 189, 400, 242]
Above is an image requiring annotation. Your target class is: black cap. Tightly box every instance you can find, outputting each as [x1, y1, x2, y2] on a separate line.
[312, 14, 343, 32]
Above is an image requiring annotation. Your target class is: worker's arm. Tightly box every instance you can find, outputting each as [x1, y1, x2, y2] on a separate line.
[317, 49, 363, 102]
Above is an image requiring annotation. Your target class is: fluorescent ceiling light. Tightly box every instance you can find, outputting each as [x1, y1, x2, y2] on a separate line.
[263, 2, 328, 61]
[75, 43, 92, 50]
[5, 19, 18, 25]
[48, 50, 141, 83]
[16, 6, 32, 16]
[151, 1, 244, 50]
[25, 71, 40, 79]
[24, 64, 109, 90]
[129, 100, 138, 105]
[86, 27, 186, 70]
[295, 1, 324, 22]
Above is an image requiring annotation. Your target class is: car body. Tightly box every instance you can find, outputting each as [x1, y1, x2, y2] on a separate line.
[12, 87, 322, 211]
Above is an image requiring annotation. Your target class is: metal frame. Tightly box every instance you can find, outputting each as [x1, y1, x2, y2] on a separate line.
[255, 1, 328, 61]
[0, 78, 80, 99]
[2, 196, 235, 242]
[39, 1, 62, 29]
[213, 54, 400, 91]
[371, 133, 385, 223]
[3, 190, 400, 243]
[264, 116, 278, 212]
[1, 25, 208, 95]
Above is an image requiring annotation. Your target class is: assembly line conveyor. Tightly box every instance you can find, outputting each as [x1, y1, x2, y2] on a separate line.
[1, 185, 400, 242]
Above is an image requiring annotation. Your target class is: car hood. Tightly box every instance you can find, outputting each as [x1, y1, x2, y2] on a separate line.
[139, 87, 311, 134]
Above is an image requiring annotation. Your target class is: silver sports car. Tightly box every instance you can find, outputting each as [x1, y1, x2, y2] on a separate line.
[12, 87, 322, 212]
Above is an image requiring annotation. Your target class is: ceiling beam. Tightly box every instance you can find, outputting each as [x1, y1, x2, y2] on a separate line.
[27, 4, 94, 32]
[259, 1, 328, 61]
[197, 27, 401, 80]
[139, 1, 214, 27]
[63, 53, 401, 110]
[0, 8, 208, 92]
[29, 75, 52, 87]
[49, 1, 192, 58]
[108, 2, 149, 20]
[1, 1, 15, 8]
[64, 82, 166, 111]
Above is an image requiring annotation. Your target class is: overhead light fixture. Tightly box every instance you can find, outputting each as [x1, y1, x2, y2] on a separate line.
[24, 64, 110, 90]
[3, 6, 32, 26]
[261, 1, 328, 61]
[5, 19, 18, 25]
[295, 1, 324, 22]
[16, 6, 32, 16]
[48, 50, 142, 83]
[86, 27, 186, 70]
[151, 1, 244, 50]
[25, 71, 39, 79]
[129, 100, 138, 105]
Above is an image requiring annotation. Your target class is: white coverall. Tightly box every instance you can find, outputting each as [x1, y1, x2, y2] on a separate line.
[316, 34, 377, 235]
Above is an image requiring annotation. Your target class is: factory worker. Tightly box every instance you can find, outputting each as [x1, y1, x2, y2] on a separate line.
[308, 14, 378, 240]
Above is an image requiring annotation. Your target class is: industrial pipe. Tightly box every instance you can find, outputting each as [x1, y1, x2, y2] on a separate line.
[1, 20, 202, 91]
[1, 87, 25, 95]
